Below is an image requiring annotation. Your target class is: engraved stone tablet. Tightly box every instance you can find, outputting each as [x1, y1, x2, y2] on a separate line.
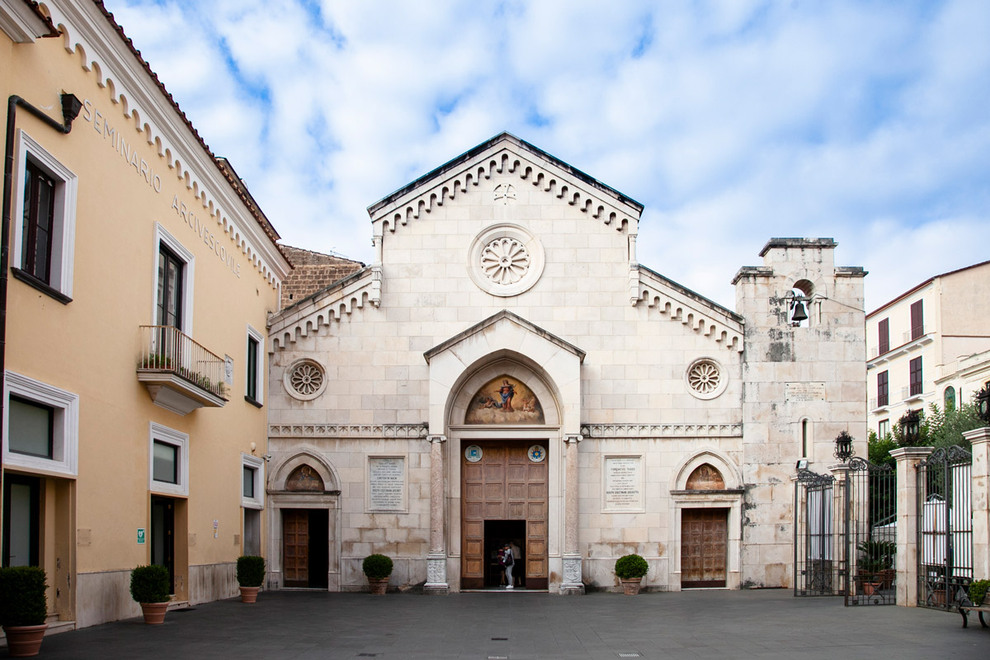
[604, 456, 643, 510]
[369, 457, 405, 510]
[785, 382, 826, 401]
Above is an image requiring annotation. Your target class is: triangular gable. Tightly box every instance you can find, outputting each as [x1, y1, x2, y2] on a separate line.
[425, 309, 585, 364]
[368, 133, 644, 238]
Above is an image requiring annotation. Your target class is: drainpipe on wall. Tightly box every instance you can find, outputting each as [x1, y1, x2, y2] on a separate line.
[1, 92, 83, 552]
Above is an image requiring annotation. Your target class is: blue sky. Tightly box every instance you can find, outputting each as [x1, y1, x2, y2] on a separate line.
[101, 0, 990, 311]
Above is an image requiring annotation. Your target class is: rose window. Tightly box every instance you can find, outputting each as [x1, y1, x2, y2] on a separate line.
[285, 359, 327, 400]
[687, 360, 721, 395]
[480, 237, 530, 285]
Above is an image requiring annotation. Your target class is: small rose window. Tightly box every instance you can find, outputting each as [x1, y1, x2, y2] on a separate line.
[284, 359, 327, 401]
[685, 358, 727, 400]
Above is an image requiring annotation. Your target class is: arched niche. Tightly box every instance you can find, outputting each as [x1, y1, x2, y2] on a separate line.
[271, 449, 339, 493]
[448, 355, 560, 429]
[685, 464, 725, 491]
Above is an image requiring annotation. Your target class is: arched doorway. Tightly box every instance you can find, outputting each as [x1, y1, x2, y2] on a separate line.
[450, 366, 560, 591]
[268, 452, 340, 590]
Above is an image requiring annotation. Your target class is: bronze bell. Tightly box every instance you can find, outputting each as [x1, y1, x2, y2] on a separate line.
[791, 300, 809, 323]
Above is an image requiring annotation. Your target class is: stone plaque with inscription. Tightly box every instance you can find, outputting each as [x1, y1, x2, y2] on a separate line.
[369, 457, 405, 511]
[604, 456, 643, 510]
[785, 382, 826, 402]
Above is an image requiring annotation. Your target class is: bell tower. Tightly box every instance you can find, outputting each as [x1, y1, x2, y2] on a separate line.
[732, 238, 867, 587]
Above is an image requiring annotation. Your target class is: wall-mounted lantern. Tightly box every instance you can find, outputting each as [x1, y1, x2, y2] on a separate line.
[834, 431, 854, 462]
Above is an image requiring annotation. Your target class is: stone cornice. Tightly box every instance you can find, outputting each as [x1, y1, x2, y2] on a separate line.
[370, 136, 642, 239]
[43, 0, 290, 288]
[269, 269, 376, 349]
[580, 423, 742, 438]
[269, 424, 429, 439]
[635, 267, 744, 353]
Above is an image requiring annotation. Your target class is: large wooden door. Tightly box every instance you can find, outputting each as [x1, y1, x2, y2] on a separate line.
[681, 508, 728, 588]
[462, 442, 548, 589]
[283, 510, 309, 587]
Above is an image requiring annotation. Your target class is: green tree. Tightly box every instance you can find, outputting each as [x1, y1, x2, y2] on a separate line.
[867, 430, 897, 468]
[891, 402, 984, 451]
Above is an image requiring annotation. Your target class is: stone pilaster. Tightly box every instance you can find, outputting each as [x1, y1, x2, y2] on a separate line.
[963, 427, 990, 583]
[560, 434, 585, 595]
[424, 434, 448, 594]
[890, 446, 934, 607]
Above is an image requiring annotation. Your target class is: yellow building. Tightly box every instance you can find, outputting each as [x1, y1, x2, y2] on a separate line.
[1, 0, 290, 628]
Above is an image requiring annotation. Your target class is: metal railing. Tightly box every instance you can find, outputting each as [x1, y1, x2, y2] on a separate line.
[138, 325, 227, 400]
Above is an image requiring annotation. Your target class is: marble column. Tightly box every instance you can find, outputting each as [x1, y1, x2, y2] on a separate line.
[424, 434, 449, 594]
[890, 446, 933, 607]
[560, 433, 585, 594]
[963, 428, 990, 583]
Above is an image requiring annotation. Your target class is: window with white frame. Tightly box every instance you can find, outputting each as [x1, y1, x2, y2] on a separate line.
[11, 131, 77, 301]
[152, 225, 194, 333]
[3, 371, 78, 477]
[245, 326, 264, 406]
[241, 454, 264, 509]
[149, 423, 188, 496]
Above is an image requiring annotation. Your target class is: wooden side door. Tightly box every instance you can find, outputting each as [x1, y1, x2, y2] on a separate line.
[681, 508, 728, 588]
[283, 510, 309, 587]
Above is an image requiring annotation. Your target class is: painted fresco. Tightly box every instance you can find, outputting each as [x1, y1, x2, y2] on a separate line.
[465, 375, 545, 425]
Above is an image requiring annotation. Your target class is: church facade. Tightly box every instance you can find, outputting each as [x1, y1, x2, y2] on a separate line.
[266, 133, 867, 593]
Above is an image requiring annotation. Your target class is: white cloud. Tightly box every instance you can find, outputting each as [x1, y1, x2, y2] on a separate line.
[103, 0, 990, 310]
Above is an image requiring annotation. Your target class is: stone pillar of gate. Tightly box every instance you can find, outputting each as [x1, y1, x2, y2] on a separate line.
[560, 433, 585, 595]
[890, 446, 933, 607]
[829, 462, 852, 593]
[424, 434, 449, 594]
[963, 428, 990, 582]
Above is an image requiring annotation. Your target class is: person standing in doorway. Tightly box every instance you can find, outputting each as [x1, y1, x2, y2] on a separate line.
[502, 543, 514, 589]
[510, 540, 523, 587]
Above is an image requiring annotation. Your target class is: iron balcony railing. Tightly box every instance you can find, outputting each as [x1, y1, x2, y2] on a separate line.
[138, 325, 227, 400]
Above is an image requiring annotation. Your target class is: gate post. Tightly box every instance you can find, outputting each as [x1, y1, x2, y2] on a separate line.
[829, 463, 852, 599]
[890, 447, 933, 607]
[963, 428, 990, 582]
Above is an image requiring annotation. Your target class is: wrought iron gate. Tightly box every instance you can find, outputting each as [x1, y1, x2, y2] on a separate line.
[916, 446, 973, 610]
[795, 469, 840, 596]
[794, 458, 897, 605]
[845, 457, 896, 606]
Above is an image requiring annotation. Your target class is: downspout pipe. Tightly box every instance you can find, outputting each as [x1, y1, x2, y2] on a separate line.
[1, 92, 82, 530]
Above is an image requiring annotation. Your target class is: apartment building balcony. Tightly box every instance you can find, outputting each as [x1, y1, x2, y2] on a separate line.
[868, 330, 933, 366]
[137, 325, 228, 415]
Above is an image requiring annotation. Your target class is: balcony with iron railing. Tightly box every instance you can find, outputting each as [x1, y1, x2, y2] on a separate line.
[136, 325, 227, 415]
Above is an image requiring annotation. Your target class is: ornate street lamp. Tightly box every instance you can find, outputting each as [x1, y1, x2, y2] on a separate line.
[977, 384, 990, 425]
[899, 409, 921, 446]
[834, 431, 854, 462]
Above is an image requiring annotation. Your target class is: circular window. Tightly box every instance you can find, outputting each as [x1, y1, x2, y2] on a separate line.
[685, 358, 727, 400]
[284, 359, 327, 401]
[467, 223, 545, 297]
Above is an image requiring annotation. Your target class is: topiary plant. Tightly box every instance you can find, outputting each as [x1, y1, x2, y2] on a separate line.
[362, 554, 393, 579]
[969, 579, 990, 606]
[236, 556, 266, 588]
[130, 565, 171, 604]
[615, 553, 649, 580]
[0, 566, 48, 627]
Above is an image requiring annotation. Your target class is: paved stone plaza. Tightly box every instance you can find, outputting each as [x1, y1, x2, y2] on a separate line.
[18, 589, 988, 659]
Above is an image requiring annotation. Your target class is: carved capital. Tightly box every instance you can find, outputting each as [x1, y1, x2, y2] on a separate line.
[428, 434, 447, 445]
[564, 434, 583, 446]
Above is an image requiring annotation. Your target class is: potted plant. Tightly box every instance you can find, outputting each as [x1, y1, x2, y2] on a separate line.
[362, 554, 393, 595]
[615, 553, 649, 595]
[130, 565, 171, 624]
[968, 579, 990, 606]
[0, 566, 48, 657]
[236, 555, 265, 603]
[856, 540, 895, 594]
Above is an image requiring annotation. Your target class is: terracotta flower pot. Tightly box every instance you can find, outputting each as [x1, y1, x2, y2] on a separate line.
[140, 601, 169, 624]
[368, 577, 389, 595]
[239, 586, 260, 603]
[620, 578, 643, 595]
[2, 623, 47, 657]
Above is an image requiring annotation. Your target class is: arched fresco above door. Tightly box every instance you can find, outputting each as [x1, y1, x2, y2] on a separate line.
[286, 464, 325, 492]
[464, 375, 545, 424]
[685, 464, 726, 491]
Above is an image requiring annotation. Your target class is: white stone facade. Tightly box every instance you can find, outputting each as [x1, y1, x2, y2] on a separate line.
[266, 134, 866, 593]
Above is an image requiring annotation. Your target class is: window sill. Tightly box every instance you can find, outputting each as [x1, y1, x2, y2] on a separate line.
[11, 268, 72, 304]
[244, 396, 263, 409]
